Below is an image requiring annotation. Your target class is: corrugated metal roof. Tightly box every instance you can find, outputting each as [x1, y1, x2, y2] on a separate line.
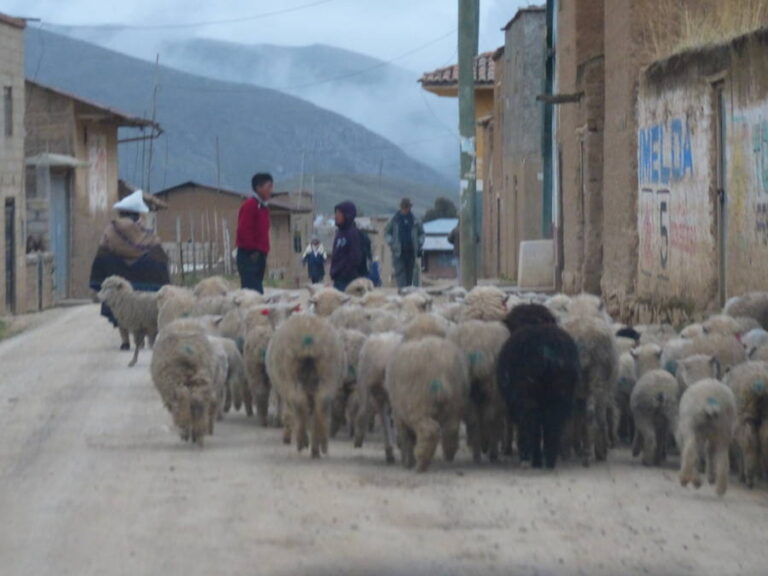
[502, 6, 546, 31]
[154, 181, 312, 213]
[423, 236, 453, 252]
[0, 13, 26, 29]
[419, 51, 498, 87]
[424, 218, 459, 235]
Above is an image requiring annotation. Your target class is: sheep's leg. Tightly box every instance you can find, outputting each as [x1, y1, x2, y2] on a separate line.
[255, 386, 270, 427]
[242, 381, 254, 417]
[329, 386, 349, 439]
[483, 403, 502, 463]
[635, 417, 656, 467]
[707, 441, 717, 486]
[759, 420, 768, 480]
[353, 395, 371, 448]
[414, 418, 440, 472]
[441, 417, 461, 463]
[223, 382, 233, 414]
[582, 396, 596, 467]
[742, 422, 759, 489]
[632, 426, 644, 458]
[381, 403, 396, 464]
[464, 401, 482, 464]
[542, 401, 567, 469]
[293, 399, 309, 453]
[713, 442, 730, 496]
[594, 398, 609, 462]
[396, 419, 415, 469]
[128, 331, 145, 368]
[310, 398, 328, 458]
[502, 409, 515, 457]
[119, 328, 130, 351]
[680, 435, 702, 488]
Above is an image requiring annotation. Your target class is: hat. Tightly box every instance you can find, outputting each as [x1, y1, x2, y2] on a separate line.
[113, 190, 149, 214]
[400, 198, 413, 209]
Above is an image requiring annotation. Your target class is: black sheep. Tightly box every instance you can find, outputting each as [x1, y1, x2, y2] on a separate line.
[497, 304, 580, 468]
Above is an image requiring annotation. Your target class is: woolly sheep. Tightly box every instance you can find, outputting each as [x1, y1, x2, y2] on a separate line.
[498, 304, 579, 468]
[562, 314, 619, 464]
[243, 324, 275, 427]
[616, 352, 637, 444]
[702, 315, 742, 337]
[329, 305, 372, 335]
[445, 286, 467, 303]
[677, 379, 736, 496]
[368, 310, 402, 334]
[150, 319, 219, 446]
[724, 292, 768, 329]
[211, 335, 250, 417]
[751, 344, 768, 362]
[461, 286, 508, 322]
[676, 354, 721, 393]
[630, 370, 679, 466]
[330, 329, 368, 437]
[309, 287, 350, 317]
[157, 288, 196, 331]
[660, 338, 695, 375]
[743, 329, 768, 356]
[266, 314, 346, 457]
[360, 291, 390, 309]
[630, 344, 663, 378]
[544, 293, 572, 319]
[568, 293, 610, 323]
[193, 275, 231, 298]
[725, 361, 768, 488]
[436, 302, 465, 324]
[680, 323, 705, 340]
[690, 334, 747, 372]
[385, 336, 469, 471]
[354, 332, 403, 463]
[97, 276, 159, 367]
[401, 290, 433, 318]
[345, 277, 374, 298]
[401, 313, 450, 342]
[638, 324, 678, 346]
[448, 320, 509, 463]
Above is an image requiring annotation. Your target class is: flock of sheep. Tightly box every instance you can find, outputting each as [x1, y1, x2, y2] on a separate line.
[96, 275, 768, 497]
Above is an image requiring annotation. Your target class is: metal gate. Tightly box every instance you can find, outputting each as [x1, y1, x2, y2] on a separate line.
[4, 198, 15, 313]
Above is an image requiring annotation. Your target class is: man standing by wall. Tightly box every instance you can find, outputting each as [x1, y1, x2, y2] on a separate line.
[385, 198, 425, 289]
[236, 173, 273, 294]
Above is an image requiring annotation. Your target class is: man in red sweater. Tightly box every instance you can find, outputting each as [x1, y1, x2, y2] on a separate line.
[236, 173, 273, 293]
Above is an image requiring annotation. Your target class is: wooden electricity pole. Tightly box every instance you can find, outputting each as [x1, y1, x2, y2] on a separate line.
[458, 0, 479, 289]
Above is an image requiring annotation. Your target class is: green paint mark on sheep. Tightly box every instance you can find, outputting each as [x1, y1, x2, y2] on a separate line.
[468, 351, 483, 366]
[182, 345, 195, 356]
[664, 360, 678, 375]
[348, 365, 357, 378]
[753, 380, 766, 394]
[259, 349, 267, 362]
[707, 397, 720, 408]
[430, 379, 444, 394]
[302, 335, 315, 347]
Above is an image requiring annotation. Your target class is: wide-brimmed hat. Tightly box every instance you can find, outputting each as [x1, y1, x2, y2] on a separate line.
[113, 190, 149, 214]
[400, 198, 413, 209]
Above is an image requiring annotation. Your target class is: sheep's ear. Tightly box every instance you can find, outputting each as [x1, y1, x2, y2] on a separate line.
[748, 347, 756, 359]
[711, 357, 722, 379]
[212, 316, 224, 328]
[341, 295, 352, 304]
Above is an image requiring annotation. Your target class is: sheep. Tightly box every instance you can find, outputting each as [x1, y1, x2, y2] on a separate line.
[368, 310, 401, 334]
[354, 332, 403, 463]
[445, 286, 467, 302]
[504, 294, 524, 312]
[401, 313, 450, 342]
[436, 302, 465, 324]
[385, 336, 469, 471]
[309, 287, 350, 317]
[615, 336, 638, 355]
[544, 293, 572, 319]
[150, 319, 219, 445]
[330, 329, 368, 438]
[751, 344, 768, 362]
[193, 275, 231, 298]
[725, 361, 768, 488]
[97, 275, 159, 367]
[677, 378, 737, 496]
[630, 370, 680, 466]
[243, 324, 275, 427]
[265, 313, 346, 457]
[733, 316, 762, 335]
[329, 305, 372, 335]
[660, 338, 695, 375]
[497, 304, 579, 469]
[676, 355, 721, 393]
[680, 323, 706, 340]
[360, 291, 390, 309]
[743, 329, 768, 356]
[638, 324, 678, 346]
[447, 320, 509, 463]
[562, 313, 619, 465]
[461, 286, 508, 322]
[568, 293, 611, 323]
[208, 336, 251, 417]
[725, 292, 768, 329]
[630, 343, 663, 378]
[157, 287, 196, 330]
[702, 314, 742, 337]
[616, 352, 638, 444]
[401, 290, 433, 318]
[689, 334, 747, 372]
[345, 277, 374, 298]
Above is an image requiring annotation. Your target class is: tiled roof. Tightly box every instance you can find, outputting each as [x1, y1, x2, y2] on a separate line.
[419, 51, 497, 87]
[154, 181, 312, 213]
[0, 13, 26, 29]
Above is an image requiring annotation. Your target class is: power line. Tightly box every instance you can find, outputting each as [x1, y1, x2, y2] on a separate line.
[43, 0, 339, 30]
[161, 28, 457, 94]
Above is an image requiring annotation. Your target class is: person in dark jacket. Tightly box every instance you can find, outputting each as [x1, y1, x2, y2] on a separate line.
[330, 201, 364, 292]
[385, 197, 425, 289]
[236, 173, 273, 294]
[302, 237, 327, 284]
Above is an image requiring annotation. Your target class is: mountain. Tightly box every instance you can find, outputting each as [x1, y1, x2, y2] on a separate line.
[24, 28, 453, 215]
[41, 25, 460, 179]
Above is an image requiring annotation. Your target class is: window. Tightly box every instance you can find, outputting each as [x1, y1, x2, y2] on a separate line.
[4, 87, 12, 137]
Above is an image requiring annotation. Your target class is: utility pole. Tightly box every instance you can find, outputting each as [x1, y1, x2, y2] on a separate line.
[458, 0, 479, 290]
[146, 53, 160, 194]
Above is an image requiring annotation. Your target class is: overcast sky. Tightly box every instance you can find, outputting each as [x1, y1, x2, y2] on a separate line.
[8, 0, 533, 71]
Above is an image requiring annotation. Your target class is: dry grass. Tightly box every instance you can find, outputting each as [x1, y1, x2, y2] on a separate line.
[643, 0, 768, 60]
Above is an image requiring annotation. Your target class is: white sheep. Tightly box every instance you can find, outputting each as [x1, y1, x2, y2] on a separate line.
[354, 332, 403, 463]
[616, 352, 638, 443]
[308, 287, 350, 317]
[329, 305, 372, 335]
[743, 329, 768, 356]
[630, 343, 663, 378]
[243, 324, 275, 427]
[345, 277, 374, 298]
[150, 319, 219, 446]
[385, 336, 469, 471]
[675, 354, 721, 393]
[330, 329, 368, 438]
[97, 275, 159, 367]
[544, 293, 572, 319]
[401, 313, 451, 342]
[630, 369, 680, 466]
[725, 361, 768, 488]
[660, 338, 695, 375]
[677, 379, 737, 496]
[751, 344, 768, 362]
[724, 292, 768, 329]
[461, 286, 508, 322]
[193, 275, 231, 298]
[447, 320, 509, 463]
[210, 335, 251, 417]
[638, 323, 678, 346]
[265, 313, 346, 457]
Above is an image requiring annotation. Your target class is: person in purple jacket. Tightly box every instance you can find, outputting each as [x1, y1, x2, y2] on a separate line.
[330, 201, 364, 292]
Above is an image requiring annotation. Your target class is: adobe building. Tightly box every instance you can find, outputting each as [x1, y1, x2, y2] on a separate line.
[0, 13, 26, 314]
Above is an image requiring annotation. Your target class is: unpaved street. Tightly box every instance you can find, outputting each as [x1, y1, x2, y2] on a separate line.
[2, 305, 768, 576]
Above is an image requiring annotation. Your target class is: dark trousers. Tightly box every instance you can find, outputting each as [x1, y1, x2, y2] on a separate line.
[395, 249, 416, 288]
[237, 248, 266, 294]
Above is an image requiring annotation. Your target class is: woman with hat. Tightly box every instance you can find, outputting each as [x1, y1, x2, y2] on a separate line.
[89, 190, 170, 350]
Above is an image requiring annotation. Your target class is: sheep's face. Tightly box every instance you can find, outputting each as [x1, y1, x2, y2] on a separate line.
[97, 277, 128, 303]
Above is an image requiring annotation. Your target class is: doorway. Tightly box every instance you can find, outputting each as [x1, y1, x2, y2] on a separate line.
[50, 171, 71, 301]
[4, 198, 15, 313]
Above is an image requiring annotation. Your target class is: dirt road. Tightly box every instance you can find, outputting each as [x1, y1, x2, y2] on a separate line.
[2, 305, 768, 576]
